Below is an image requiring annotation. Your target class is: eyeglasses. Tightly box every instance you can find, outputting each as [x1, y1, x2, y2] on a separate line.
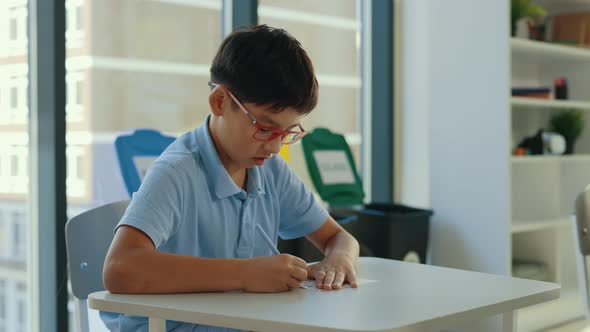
[208, 82, 306, 145]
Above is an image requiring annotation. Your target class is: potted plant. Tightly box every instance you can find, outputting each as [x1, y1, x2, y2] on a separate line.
[549, 109, 584, 154]
[511, 0, 547, 37]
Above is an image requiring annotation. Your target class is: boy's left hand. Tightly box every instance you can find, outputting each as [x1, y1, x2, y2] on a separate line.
[306, 253, 358, 290]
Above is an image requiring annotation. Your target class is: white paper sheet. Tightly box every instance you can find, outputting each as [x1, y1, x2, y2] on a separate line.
[300, 278, 378, 291]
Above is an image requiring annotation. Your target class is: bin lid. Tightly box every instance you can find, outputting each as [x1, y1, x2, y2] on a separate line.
[301, 127, 364, 206]
[115, 129, 176, 196]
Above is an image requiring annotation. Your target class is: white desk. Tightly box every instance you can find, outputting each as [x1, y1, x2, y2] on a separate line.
[88, 257, 559, 332]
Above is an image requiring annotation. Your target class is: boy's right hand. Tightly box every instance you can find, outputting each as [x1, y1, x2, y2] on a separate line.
[242, 254, 308, 292]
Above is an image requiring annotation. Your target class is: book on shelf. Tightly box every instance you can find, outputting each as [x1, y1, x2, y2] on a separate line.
[512, 87, 551, 99]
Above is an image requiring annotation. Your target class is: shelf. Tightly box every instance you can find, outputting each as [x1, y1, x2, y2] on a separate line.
[511, 217, 571, 234]
[511, 97, 590, 111]
[511, 155, 590, 164]
[511, 37, 590, 63]
[516, 290, 584, 332]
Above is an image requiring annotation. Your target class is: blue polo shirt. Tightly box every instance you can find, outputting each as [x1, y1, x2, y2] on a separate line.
[100, 116, 329, 332]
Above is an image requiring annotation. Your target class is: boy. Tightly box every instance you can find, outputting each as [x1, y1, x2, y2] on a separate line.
[101, 25, 360, 332]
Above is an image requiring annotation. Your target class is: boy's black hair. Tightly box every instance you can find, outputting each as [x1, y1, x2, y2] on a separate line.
[210, 24, 318, 115]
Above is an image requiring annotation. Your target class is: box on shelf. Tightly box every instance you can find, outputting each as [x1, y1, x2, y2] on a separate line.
[512, 259, 551, 282]
[511, 87, 552, 99]
[552, 12, 590, 47]
[278, 128, 432, 264]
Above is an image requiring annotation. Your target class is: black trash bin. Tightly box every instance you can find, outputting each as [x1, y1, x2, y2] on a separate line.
[278, 128, 432, 264]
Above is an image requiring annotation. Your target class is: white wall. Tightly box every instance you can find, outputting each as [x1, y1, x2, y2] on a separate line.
[400, 0, 510, 273]
[399, 1, 511, 331]
[428, 0, 510, 273]
[399, 0, 431, 209]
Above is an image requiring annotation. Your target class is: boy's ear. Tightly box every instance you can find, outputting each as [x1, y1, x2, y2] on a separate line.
[209, 88, 226, 116]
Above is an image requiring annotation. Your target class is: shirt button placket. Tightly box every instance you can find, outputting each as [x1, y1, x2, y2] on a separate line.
[237, 194, 252, 258]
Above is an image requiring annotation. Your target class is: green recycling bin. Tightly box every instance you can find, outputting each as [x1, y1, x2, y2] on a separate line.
[278, 128, 432, 264]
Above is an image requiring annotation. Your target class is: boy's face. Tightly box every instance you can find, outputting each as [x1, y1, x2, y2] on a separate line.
[209, 85, 305, 171]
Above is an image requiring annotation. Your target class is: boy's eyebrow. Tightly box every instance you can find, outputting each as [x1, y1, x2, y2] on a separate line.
[259, 115, 298, 129]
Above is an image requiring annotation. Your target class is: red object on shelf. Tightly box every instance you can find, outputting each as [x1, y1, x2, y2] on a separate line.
[514, 147, 527, 156]
[554, 77, 568, 100]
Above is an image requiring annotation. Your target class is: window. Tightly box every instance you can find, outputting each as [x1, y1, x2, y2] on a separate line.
[76, 154, 84, 180]
[76, 80, 82, 105]
[0, 280, 5, 332]
[10, 155, 18, 177]
[76, 5, 83, 30]
[5, 146, 28, 195]
[258, 0, 361, 187]
[0, 149, 7, 192]
[7, 5, 28, 56]
[65, 1, 222, 328]
[11, 211, 25, 260]
[10, 87, 17, 109]
[15, 282, 26, 332]
[66, 0, 84, 48]
[9, 19, 17, 41]
[6, 74, 29, 124]
[66, 145, 86, 198]
[0, 212, 6, 258]
[66, 72, 84, 122]
[1, 1, 30, 331]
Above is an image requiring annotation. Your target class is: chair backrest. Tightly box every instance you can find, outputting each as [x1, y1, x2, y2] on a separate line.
[115, 129, 175, 196]
[574, 185, 590, 319]
[65, 200, 130, 332]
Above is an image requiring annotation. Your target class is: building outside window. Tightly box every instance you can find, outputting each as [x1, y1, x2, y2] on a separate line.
[11, 211, 25, 260]
[258, 0, 361, 189]
[5, 145, 28, 195]
[6, 3, 27, 56]
[0, 280, 5, 332]
[0, 148, 7, 193]
[0, 212, 6, 258]
[0, 65, 29, 125]
[4, 74, 28, 125]
[66, 0, 84, 48]
[66, 145, 87, 198]
[9, 18, 16, 40]
[1, 1, 32, 332]
[66, 71, 85, 123]
[64, 1, 222, 329]
[15, 282, 25, 332]
[0, 1, 370, 331]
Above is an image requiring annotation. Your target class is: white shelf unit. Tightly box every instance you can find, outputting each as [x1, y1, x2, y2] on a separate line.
[402, 2, 589, 330]
[511, 217, 570, 234]
[512, 155, 590, 163]
[511, 34, 590, 329]
[516, 290, 584, 332]
[511, 37, 590, 63]
[511, 96, 590, 110]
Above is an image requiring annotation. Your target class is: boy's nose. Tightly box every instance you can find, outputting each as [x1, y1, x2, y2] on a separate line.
[264, 136, 282, 155]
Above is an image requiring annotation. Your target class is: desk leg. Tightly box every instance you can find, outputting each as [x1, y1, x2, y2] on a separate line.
[148, 317, 166, 332]
[502, 311, 516, 332]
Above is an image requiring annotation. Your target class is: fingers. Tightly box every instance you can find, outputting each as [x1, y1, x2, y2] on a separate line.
[287, 277, 302, 289]
[290, 265, 308, 282]
[322, 271, 336, 290]
[312, 269, 356, 290]
[347, 270, 359, 288]
[314, 270, 326, 288]
[331, 272, 346, 289]
[291, 256, 308, 269]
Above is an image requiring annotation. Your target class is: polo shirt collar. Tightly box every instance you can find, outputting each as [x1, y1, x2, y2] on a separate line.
[247, 165, 266, 196]
[195, 115, 266, 199]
